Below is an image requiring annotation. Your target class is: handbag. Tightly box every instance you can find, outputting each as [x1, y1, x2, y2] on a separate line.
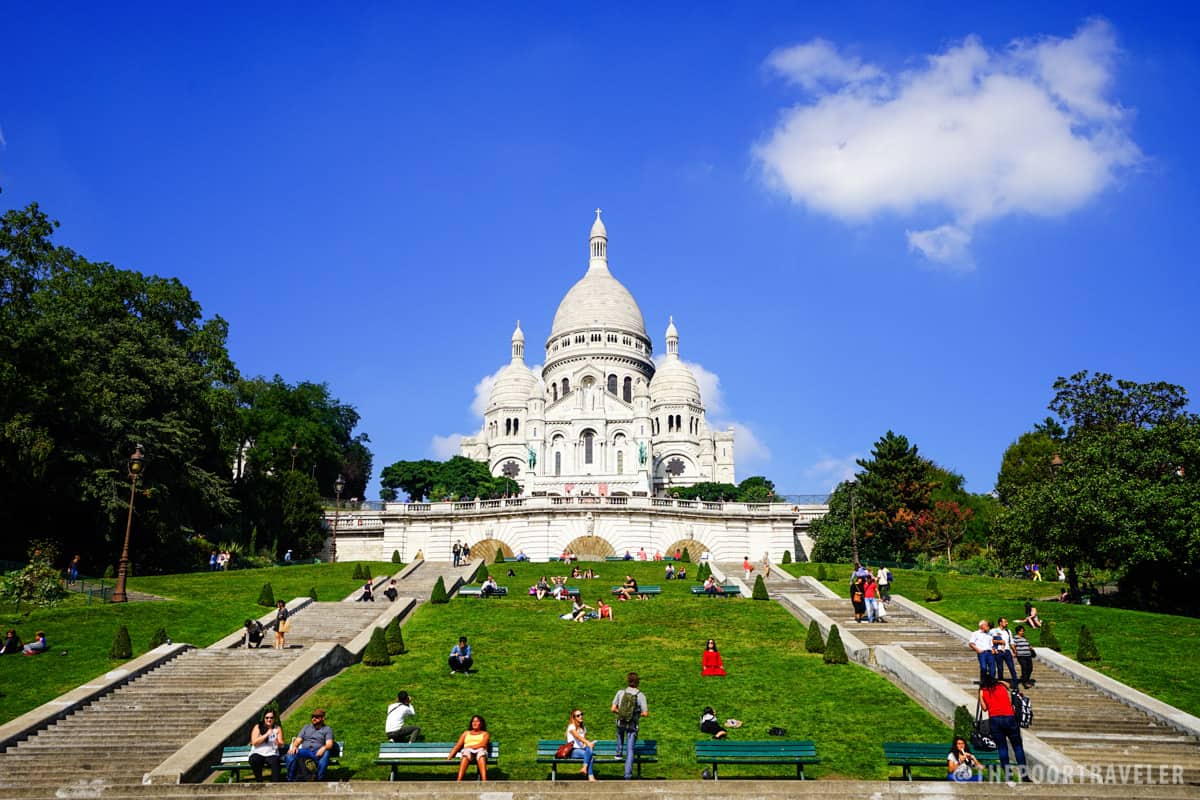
[852, 592, 863, 602]
[555, 742, 575, 759]
[971, 699, 998, 751]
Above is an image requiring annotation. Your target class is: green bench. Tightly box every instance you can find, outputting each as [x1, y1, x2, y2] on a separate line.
[691, 584, 740, 597]
[883, 741, 1001, 781]
[211, 742, 344, 782]
[456, 585, 508, 598]
[605, 556, 637, 562]
[376, 741, 500, 781]
[535, 739, 657, 780]
[611, 584, 662, 597]
[694, 739, 819, 780]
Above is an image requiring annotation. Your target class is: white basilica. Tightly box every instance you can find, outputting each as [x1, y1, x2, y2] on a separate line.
[459, 211, 735, 497]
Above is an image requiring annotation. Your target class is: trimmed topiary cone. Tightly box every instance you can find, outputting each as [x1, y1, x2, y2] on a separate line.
[391, 550, 402, 564]
[954, 705, 974, 743]
[925, 575, 942, 601]
[352, 563, 364, 580]
[362, 627, 391, 666]
[1076, 624, 1100, 661]
[681, 548, 691, 563]
[308, 587, 319, 601]
[494, 548, 505, 564]
[1040, 620, 1062, 652]
[430, 576, 449, 604]
[752, 574, 769, 600]
[782, 550, 792, 564]
[471, 562, 489, 584]
[385, 615, 406, 655]
[805, 620, 826, 653]
[109, 625, 132, 660]
[361, 563, 372, 580]
[257, 582, 275, 607]
[148, 627, 170, 648]
[823, 624, 848, 664]
[816, 563, 827, 581]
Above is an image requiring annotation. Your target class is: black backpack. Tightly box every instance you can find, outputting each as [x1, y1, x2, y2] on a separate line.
[1011, 690, 1033, 728]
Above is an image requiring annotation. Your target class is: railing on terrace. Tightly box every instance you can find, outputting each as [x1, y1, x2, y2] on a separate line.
[323, 497, 827, 516]
[323, 494, 830, 510]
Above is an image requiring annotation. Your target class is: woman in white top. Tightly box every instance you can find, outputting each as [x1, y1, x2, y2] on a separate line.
[248, 710, 285, 782]
[566, 708, 596, 781]
[570, 596, 593, 622]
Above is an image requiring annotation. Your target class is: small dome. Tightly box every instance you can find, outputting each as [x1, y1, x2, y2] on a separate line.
[489, 362, 539, 410]
[665, 315, 678, 339]
[650, 358, 702, 407]
[590, 208, 607, 239]
[511, 320, 525, 343]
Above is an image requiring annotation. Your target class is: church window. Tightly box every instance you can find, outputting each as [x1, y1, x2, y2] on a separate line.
[607, 374, 617, 394]
[562, 378, 570, 395]
[552, 384, 558, 402]
[583, 431, 594, 464]
[667, 416, 674, 433]
[505, 418, 511, 436]
[513, 419, 519, 435]
[575, 335, 584, 344]
[675, 414, 682, 432]
[622, 336, 632, 346]
[607, 334, 617, 343]
[591, 332, 601, 342]
[617, 451, 624, 474]
[555, 452, 561, 476]
[666, 457, 686, 477]
[622, 376, 632, 402]
[501, 460, 520, 478]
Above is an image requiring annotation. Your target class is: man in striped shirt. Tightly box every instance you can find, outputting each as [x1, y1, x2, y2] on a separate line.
[1012, 625, 1035, 688]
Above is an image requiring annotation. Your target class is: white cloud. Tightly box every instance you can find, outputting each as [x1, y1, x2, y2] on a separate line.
[727, 421, 771, 471]
[0, 125, 6, 148]
[756, 19, 1141, 268]
[429, 433, 467, 460]
[802, 455, 861, 492]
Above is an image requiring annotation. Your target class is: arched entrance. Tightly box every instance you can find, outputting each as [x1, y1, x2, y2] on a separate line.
[468, 539, 512, 564]
[665, 538, 708, 561]
[564, 536, 615, 561]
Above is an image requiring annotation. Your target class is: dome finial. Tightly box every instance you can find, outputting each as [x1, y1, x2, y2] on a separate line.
[511, 320, 525, 362]
[589, 209, 608, 271]
[665, 316, 679, 357]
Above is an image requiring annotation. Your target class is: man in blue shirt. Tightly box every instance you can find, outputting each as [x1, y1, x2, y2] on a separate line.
[286, 708, 335, 781]
[449, 636, 473, 675]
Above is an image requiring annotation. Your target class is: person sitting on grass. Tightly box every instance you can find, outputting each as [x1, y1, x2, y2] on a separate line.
[22, 631, 47, 656]
[583, 567, 596, 579]
[448, 714, 490, 782]
[699, 706, 727, 739]
[533, 576, 551, 600]
[449, 636, 473, 675]
[597, 599, 613, 620]
[551, 576, 569, 600]
[1, 629, 23, 655]
[701, 639, 727, 676]
[570, 595, 593, 622]
[1017, 603, 1043, 629]
[664, 563, 676, 580]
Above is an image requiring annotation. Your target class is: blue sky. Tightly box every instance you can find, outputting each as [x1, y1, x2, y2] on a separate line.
[3, 3, 1198, 496]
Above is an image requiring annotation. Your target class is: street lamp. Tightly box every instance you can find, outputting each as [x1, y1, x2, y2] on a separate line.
[847, 478, 860, 567]
[290, 443, 298, 472]
[330, 473, 346, 563]
[112, 444, 146, 603]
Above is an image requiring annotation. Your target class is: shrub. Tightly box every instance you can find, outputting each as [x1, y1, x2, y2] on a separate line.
[925, 575, 942, 602]
[391, 550, 402, 564]
[816, 563, 827, 581]
[257, 583, 275, 607]
[782, 550, 792, 564]
[805, 620, 825, 653]
[1040, 620, 1062, 652]
[1076, 624, 1100, 661]
[752, 574, 769, 600]
[471, 562, 489, 584]
[431, 576, 448, 604]
[823, 624, 848, 664]
[681, 548, 691, 563]
[362, 563, 372, 580]
[362, 627, 391, 666]
[954, 705, 973, 743]
[109, 625, 132, 660]
[308, 587, 318, 601]
[494, 548, 505, 564]
[0, 541, 68, 608]
[148, 627, 170, 648]
[385, 615, 406, 655]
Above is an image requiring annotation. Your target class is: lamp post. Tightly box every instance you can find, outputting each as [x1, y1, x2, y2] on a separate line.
[112, 445, 146, 603]
[330, 473, 345, 563]
[290, 443, 298, 472]
[848, 478, 860, 567]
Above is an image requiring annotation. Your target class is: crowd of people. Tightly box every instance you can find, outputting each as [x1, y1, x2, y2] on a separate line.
[848, 563, 892, 623]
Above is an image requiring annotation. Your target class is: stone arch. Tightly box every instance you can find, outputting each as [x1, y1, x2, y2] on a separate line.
[564, 535, 615, 560]
[665, 538, 708, 561]
[468, 539, 512, 564]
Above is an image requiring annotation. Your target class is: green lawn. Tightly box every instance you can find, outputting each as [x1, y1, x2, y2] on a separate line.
[280, 561, 949, 780]
[0, 561, 396, 724]
[781, 562, 1200, 717]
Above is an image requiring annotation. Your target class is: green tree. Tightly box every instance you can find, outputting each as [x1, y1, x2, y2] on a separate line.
[906, 500, 973, 564]
[953, 705, 973, 743]
[362, 627, 391, 666]
[804, 620, 825, 653]
[925, 575, 942, 601]
[0, 541, 67, 608]
[752, 574, 768, 600]
[1076, 625, 1100, 662]
[430, 576, 448, 604]
[148, 627, 170, 648]
[737, 476, 777, 502]
[781, 550, 792, 564]
[391, 550, 401, 564]
[1039, 620, 1062, 652]
[379, 459, 440, 502]
[823, 625, 848, 664]
[257, 583, 275, 607]
[109, 625, 132, 659]
[385, 615, 406, 655]
[668, 482, 739, 501]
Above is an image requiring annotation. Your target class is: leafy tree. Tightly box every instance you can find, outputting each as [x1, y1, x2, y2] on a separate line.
[752, 574, 768, 600]
[379, 487, 398, 503]
[816, 563, 827, 581]
[362, 627, 391, 666]
[494, 548, 505, 564]
[109, 625, 132, 659]
[380, 459, 440, 502]
[430, 576, 448, 604]
[804, 620, 825, 653]
[853, 432, 936, 560]
[307, 587, 318, 601]
[1076, 625, 1100, 662]
[385, 615, 406, 655]
[906, 500, 973, 564]
[823, 625, 848, 664]
[257, 583, 275, 607]
[681, 548, 691, 563]
[737, 476, 777, 502]
[0, 541, 67, 607]
[471, 562, 489, 584]
[995, 428, 1061, 506]
[669, 482, 739, 501]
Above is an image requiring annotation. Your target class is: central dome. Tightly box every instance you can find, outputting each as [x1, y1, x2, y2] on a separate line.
[548, 210, 648, 341]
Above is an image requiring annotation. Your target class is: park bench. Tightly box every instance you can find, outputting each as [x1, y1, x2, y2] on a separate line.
[376, 741, 500, 781]
[690, 584, 740, 597]
[694, 739, 819, 780]
[611, 584, 662, 597]
[211, 742, 344, 782]
[456, 585, 508, 598]
[605, 556, 637, 562]
[882, 741, 1000, 781]
[535, 739, 658, 780]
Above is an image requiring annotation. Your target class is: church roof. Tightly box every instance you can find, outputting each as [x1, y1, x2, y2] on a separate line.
[549, 211, 647, 341]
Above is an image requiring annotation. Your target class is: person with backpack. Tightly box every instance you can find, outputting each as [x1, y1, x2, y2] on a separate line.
[979, 676, 1030, 782]
[611, 672, 648, 780]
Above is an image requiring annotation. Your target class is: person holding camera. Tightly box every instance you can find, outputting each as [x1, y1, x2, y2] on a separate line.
[946, 736, 983, 782]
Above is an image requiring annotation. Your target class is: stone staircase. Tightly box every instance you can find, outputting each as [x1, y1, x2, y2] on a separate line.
[801, 591, 1200, 785]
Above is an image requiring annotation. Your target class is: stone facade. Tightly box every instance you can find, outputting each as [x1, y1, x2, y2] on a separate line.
[459, 211, 735, 497]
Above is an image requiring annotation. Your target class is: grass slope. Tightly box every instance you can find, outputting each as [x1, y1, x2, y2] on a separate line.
[782, 562, 1200, 717]
[281, 561, 948, 780]
[0, 562, 395, 723]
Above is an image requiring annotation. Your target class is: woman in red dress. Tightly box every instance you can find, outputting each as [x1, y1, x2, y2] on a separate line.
[701, 639, 726, 676]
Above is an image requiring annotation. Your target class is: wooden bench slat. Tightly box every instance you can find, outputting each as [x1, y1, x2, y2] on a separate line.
[212, 742, 343, 782]
[376, 741, 499, 781]
[882, 741, 1000, 781]
[694, 739, 819, 780]
[534, 739, 657, 780]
